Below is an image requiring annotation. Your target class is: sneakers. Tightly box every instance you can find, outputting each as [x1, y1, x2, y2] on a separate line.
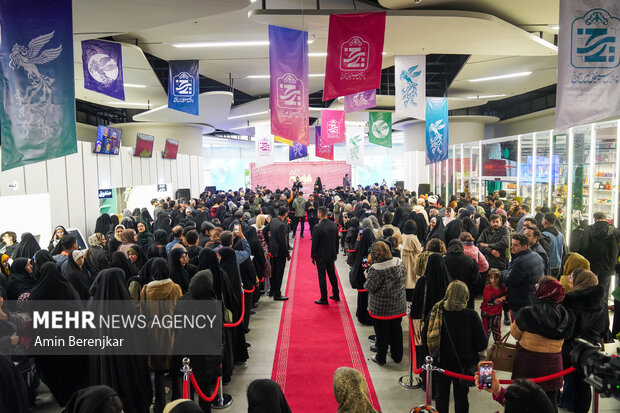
[370, 355, 385, 366]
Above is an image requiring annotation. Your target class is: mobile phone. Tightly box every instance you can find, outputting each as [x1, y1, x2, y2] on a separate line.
[478, 361, 494, 389]
[359, 229, 364, 236]
[234, 224, 240, 233]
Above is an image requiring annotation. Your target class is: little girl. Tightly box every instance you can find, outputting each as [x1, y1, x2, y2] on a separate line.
[480, 268, 507, 341]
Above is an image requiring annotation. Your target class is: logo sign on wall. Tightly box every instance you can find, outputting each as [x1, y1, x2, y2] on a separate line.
[82, 39, 125, 101]
[368, 112, 392, 148]
[556, 1, 620, 130]
[395, 55, 426, 120]
[344, 89, 377, 113]
[157, 184, 167, 192]
[320, 110, 345, 145]
[323, 12, 386, 100]
[425, 98, 449, 165]
[269, 25, 309, 145]
[168, 60, 199, 115]
[98, 189, 113, 199]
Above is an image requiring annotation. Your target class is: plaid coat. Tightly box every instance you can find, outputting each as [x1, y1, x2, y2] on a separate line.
[364, 257, 407, 317]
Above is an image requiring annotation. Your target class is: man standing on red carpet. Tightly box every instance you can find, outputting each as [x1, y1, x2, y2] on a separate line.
[311, 207, 340, 305]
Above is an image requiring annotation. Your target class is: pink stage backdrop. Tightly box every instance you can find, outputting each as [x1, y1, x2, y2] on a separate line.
[250, 161, 351, 190]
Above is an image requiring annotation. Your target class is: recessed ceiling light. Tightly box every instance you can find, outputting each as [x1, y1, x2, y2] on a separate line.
[124, 83, 147, 88]
[227, 110, 269, 120]
[106, 101, 151, 107]
[309, 74, 325, 77]
[550, 25, 559, 30]
[308, 52, 327, 57]
[466, 94, 507, 99]
[172, 39, 313, 48]
[468, 71, 532, 82]
[245, 74, 325, 79]
[250, 0, 257, 2]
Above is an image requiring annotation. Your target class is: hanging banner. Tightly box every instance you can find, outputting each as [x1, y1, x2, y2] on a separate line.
[556, 1, 620, 130]
[368, 112, 392, 148]
[81, 39, 125, 101]
[269, 25, 309, 145]
[315, 126, 334, 160]
[289, 141, 308, 161]
[395, 55, 425, 120]
[344, 89, 377, 113]
[0, 0, 77, 171]
[274, 136, 294, 146]
[255, 135, 274, 168]
[323, 12, 386, 101]
[168, 60, 199, 116]
[425, 98, 449, 165]
[346, 127, 365, 167]
[320, 110, 345, 145]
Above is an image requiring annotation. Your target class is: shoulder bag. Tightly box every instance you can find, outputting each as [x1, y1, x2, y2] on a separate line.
[487, 331, 516, 372]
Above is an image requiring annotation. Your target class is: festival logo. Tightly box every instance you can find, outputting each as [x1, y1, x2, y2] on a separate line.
[87, 54, 118, 86]
[327, 119, 341, 137]
[257, 137, 272, 154]
[371, 119, 390, 139]
[276, 73, 304, 110]
[399, 65, 423, 108]
[340, 36, 370, 72]
[571, 8, 620, 69]
[173, 72, 195, 97]
[428, 119, 446, 156]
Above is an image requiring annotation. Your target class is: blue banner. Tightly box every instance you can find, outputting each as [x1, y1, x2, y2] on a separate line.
[168, 60, 199, 115]
[82, 39, 125, 100]
[0, 0, 77, 170]
[425, 98, 449, 165]
[289, 141, 308, 161]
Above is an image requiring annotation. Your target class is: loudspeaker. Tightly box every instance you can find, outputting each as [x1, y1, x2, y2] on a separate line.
[395, 180, 405, 189]
[175, 188, 191, 201]
[204, 186, 216, 194]
[418, 184, 431, 196]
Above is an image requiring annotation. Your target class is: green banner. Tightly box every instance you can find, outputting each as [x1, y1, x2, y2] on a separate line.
[368, 111, 392, 148]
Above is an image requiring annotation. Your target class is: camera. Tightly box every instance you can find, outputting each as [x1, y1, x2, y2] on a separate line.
[570, 338, 620, 400]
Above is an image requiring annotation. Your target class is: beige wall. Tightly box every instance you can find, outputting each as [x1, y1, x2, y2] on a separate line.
[109, 122, 203, 155]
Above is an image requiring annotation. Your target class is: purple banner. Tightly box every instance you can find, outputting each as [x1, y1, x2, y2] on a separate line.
[81, 39, 124, 100]
[269, 25, 309, 146]
[315, 126, 334, 160]
[289, 141, 308, 161]
[344, 89, 376, 113]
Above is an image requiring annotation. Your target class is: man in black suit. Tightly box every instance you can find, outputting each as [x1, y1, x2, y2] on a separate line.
[266, 206, 290, 301]
[311, 207, 340, 305]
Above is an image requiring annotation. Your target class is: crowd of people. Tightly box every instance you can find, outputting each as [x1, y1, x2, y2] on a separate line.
[0, 180, 618, 413]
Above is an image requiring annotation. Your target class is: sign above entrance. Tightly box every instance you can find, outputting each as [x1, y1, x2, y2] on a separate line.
[98, 189, 113, 199]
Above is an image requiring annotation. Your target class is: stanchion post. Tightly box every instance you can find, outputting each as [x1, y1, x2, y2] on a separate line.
[399, 319, 421, 389]
[425, 356, 433, 406]
[181, 358, 191, 399]
[592, 391, 599, 413]
[211, 375, 233, 409]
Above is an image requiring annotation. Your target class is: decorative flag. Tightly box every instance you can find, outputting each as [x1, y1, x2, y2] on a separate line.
[82, 39, 125, 101]
[315, 126, 334, 160]
[168, 60, 199, 115]
[274, 136, 294, 146]
[289, 141, 308, 161]
[269, 25, 310, 145]
[323, 12, 386, 101]
[0, 0, 77, 170]
[344, 89, 377, 113]
[255, 135, 275, 168]
[320, 110, 346, 145]
[368, 112, 392, 148]
[395, 55, 426, 120]
[425, 98, 449, 165]
[346, 127, 365, 167]
[556, 1, 620, 130]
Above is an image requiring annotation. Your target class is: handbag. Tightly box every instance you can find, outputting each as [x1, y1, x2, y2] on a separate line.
[411, 279, 427, 346]
[487, 331, 516, 372]
[443, 314, 477, 387]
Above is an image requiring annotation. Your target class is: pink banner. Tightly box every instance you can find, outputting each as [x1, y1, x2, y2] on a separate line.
[251, 161, 351, 191]
[320, 110, 345, 145]
[315, 126, 334, 160]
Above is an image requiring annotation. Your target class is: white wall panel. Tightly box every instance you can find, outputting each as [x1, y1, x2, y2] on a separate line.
[0, 160, 25, 197]
[181, 155, 191, 189]
[46, 156, 69, 227]
[131, 154, 142, 186]
[120, 147, 133, 188]
[170, 158, 178, 191]
[155, 152, 165, 184]
[81, 141, 100, 237]
[97, 154, 111, 189]
[24, 162, 48, 194]
[148, 155, 157, 186]
[190, 155, 199, 197]
[110, 150, 123, 188]
[164, 159, 172, 183]
[65, 145, 86, 234]
[141, 157, 151, 185]
[176, 155, 184, 188]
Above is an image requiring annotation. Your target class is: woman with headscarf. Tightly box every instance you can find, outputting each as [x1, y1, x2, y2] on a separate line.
[108, 225, 125, 254]
[332, 367, 378, 413]
[127, 244, 147, 271]
[121, 209, 136, 230]
[461, 216, 478, 241]
[139, 258, 182, 413]
[475, 214, 491, 236]
[148, 229, 169, 259]
[314, 176, 323, 193]
[63, 385, 123, 413]
[6, 258, 35, 302]
[94, 214, 114, 238]
[443, 240, 480, 309]
[65, 250, 93, 301]
[153, 210, 173, 235]
[85, 233, 109, 277]
[109, 251, 138, 283]
[510, 276, 574, 410]
[29, 262, 86, 406]
[140, 208, 154, 230]
[88, 269, 152, 413]
[344, 216, 360, 254]
[247, 379, 292, 413]
[425, 216, 445, 245]
[118, 229, 137, 257]
[128, 257, 166, 301]
[443, 218, 463, 246]
[0, 254, 9, 288]
[12, 233, 40, 260]
[162, 400, 202, 413]
[559, 252, 590, 292]
[414, 238, 447, 283]
[218, 247, 249, 365]
[349, 227, 376, 326]
[168, 248, 190, 292]
[170, 270, 224, 412]
[401, 220, 423, 300]
[413, 211, 428, 242]
[48, 225, 67, 254]
[136, 221, 153, 253]
[459, 232, 488, 274]
[422, 280, 487, 413]
[442, 207, 456, 226]
[0, 353, 30, 413]
[33, 249, 55, 280]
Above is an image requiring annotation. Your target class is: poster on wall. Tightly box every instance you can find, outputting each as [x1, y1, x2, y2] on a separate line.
[556, 1, 620, 130]
[82, 39, 125, 101]
[163, 139, 179, 159]
[395, 55, 425, 120]
[346, 127, 365, 167]
[425, 98, 449, 165]
[94, 126, 122, 155]
[134, 133, 154, 158]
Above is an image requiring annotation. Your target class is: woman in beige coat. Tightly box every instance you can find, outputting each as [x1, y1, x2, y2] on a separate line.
[401, 220, 422, 301]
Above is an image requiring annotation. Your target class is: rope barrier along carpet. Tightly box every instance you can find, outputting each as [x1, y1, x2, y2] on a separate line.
[271, 222, 381, 412]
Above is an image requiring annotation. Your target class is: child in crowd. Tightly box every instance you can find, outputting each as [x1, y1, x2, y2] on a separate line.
[480, 268, 507, 341]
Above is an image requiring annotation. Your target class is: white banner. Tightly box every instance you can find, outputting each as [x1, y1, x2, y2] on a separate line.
[556, 1, 620, 130]
[255, 134, 274, 168]
[346, 127, 365, 167]
[395, 55, 426, 120]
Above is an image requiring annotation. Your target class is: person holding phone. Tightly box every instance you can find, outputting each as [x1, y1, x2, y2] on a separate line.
[474, 371, 555, 413]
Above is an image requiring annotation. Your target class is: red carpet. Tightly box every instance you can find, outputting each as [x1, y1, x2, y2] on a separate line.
[271, 223, 380, 412]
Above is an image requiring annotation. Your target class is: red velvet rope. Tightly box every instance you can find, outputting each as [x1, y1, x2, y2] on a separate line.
[243, 286, 256, 294]
[190, 373, 220, 402]
[357, 289, 367, 292]
[368, 310, 407, 320]
[224, 289, 246, 328]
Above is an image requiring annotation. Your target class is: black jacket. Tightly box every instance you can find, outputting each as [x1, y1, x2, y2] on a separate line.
[578, 221, 620, 275]
[562, 285, 607, 360]
[503, 249, 545, 311]
[265, 217, 289, 259]
[477, 225, 511, 270]
[444, 252, 480, 309]
[311, 219, 339, 263]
